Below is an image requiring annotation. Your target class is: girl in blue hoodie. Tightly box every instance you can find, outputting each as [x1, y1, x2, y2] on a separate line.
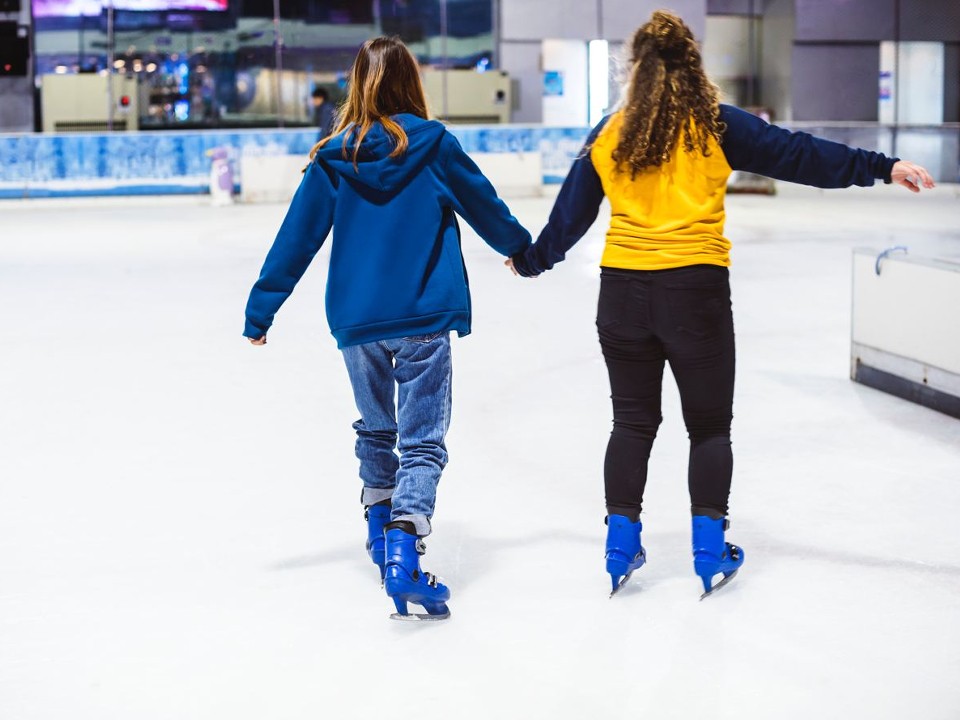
[244, 37, 531, 620]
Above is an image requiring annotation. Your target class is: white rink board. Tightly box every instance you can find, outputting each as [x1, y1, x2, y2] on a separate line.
[469, 151, 543, 197]
[240, 155, 307, 204]
[852, 250, 960, 377]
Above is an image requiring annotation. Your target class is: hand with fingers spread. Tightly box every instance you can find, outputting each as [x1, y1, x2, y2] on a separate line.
[890, 160, 935, 193]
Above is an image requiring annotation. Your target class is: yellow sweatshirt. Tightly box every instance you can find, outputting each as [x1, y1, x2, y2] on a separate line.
[512, 104, 896, 278]
[590, 112, 732, 270]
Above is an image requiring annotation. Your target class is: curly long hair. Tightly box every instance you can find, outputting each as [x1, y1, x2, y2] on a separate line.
[309, 36, 430, 169]
[611, 10, 724, 178]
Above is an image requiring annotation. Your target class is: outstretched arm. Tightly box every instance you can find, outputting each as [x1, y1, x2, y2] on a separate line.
[244, 160, 337, 341]
[719, 104, 933, 190]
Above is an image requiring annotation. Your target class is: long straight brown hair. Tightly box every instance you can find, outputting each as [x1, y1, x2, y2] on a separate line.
[612, 10, 724, 177]
[309, 36, 430, 169]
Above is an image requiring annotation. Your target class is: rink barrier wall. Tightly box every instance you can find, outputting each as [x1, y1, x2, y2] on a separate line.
[1, 123, 957, 201]
[851, 249, 960, 419]
[0, 125, 590, 200]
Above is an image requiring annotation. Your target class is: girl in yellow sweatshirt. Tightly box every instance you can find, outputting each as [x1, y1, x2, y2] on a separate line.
[510, 10, 934, 599]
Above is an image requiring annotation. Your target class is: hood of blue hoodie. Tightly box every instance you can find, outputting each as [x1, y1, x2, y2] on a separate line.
[314, 114, 447, 193]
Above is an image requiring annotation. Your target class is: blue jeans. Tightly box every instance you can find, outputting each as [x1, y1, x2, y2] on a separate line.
[340, 332, 452, 537]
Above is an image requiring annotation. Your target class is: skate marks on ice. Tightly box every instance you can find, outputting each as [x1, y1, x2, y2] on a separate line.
[264, 543, 357, 572]
[754, 538, 960, 579]
[435, 523, 599, 589]
[259, 525, 759, 611]
[442, 524, 749, 602]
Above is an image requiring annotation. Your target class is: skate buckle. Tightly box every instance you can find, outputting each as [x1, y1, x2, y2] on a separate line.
[415, 539, 427, 555]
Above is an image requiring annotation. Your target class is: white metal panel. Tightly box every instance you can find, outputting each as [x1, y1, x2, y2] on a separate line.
[852, 250, 960, 375]
[469, 151, 543, 198]
[40, 74, 139, 132]
[542, 40, 588, 127]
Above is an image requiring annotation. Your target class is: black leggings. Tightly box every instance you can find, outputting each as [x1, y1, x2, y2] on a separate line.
[597, 265, 735, 520]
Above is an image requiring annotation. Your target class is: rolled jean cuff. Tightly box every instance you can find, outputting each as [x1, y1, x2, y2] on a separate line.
[395, 513, 432, 537]
[362, 487, 395, 507]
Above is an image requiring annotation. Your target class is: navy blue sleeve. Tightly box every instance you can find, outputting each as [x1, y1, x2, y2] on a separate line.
[442, 134, 532, 256]
[244, 159, 336, 338]
[511, 117, 609, 277]
[719, 104, 897, 188]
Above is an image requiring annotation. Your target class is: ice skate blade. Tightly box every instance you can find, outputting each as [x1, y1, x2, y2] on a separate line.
[608, 572, 635, 598]
[606, 549, 647, 598]
[698, 569, 739, 601]
[389, 610, 451, 622]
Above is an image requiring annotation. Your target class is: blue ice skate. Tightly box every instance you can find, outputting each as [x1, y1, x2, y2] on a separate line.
[692, 515, 744, 600]
[364, 503, 391, 582]
[605, 515, 646, 597]
[383, 526, 450, 621]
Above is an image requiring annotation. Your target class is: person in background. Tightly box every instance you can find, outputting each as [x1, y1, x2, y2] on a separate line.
[508, 9, 934, 599]
[311, 86, 335, 138]
[245, 37, 531, 620]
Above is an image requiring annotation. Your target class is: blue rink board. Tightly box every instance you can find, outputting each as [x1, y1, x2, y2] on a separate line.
[0, 125, 590, 199]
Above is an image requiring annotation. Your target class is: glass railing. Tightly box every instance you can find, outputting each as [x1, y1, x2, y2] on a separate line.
[784, 122, 960, 184]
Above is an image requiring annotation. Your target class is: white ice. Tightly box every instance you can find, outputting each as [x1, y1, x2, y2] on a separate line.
[2, 184, 959, 719]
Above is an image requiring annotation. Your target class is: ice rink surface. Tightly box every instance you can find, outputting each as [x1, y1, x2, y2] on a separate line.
[2, 182, 960, 719]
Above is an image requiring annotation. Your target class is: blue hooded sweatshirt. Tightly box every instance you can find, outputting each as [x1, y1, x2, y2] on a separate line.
[244, 114, 531, 348]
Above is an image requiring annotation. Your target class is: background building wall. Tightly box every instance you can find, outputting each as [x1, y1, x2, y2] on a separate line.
[702, 15, 753, 105]
[794, 0, 895, 42]
[758, 0, 794, 121]
[498, 0, 706, 123]
[792, 0, 960, 121]
[3, 2, 957, 133]
[792, 44, 881, 121]
[945, 43, 960, 123]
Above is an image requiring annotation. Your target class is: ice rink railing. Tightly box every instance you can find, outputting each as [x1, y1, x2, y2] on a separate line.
[0, 122, 956, 199]
[0, 124, 591, 199]
[784, 122, 960, 185]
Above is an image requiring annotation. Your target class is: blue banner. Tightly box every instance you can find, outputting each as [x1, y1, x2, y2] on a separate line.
[0, 125, 590, 199]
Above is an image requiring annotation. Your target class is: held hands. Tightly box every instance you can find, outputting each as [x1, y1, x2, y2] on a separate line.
[504, 258, 538, 278]
[248, 336, 267, 345]
[891, 160, 935, 193]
